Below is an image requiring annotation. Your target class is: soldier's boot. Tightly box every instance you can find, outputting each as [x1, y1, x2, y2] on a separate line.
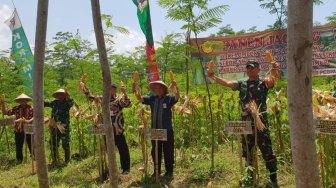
[266, 159, 278, 188]
[64, 149, 70, 164]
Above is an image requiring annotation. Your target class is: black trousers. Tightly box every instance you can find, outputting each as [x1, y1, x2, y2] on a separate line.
[114, 133, 130, 171]
[15, 132, 32, 162]
[151, 130, 174, 175]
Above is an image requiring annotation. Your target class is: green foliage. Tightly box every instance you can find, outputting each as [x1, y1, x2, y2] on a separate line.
[158, 0, 228, 35]
[0, 57, 26, 100]
[259, 0, 324, 29]
[155, 33, 188, 82]
[326, 12, 336, 24]
[258, 0, 288, 29]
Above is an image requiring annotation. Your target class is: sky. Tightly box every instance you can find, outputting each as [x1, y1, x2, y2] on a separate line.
[0, 0, 335, 55]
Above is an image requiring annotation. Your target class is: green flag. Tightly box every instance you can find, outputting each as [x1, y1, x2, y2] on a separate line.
[5, 9, 34, 94]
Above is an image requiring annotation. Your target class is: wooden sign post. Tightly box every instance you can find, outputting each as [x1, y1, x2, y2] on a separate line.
[225, 121, 252, 186]
[24, 124, 35, 174]
[0, 118, 15, 154]
[315, 119, 336, 135]
[149, 129, 167, 181]
[88, 124, 107, 180]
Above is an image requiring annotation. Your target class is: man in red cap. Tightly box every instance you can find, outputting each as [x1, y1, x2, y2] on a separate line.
[1, 93, 33, 163]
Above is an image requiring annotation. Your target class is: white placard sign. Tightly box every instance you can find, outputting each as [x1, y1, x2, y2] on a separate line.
[150, 129, 167, 141]
[225, 121, 252, 135]
[24, 124, 34, 134]
[315, 119, 336, 135]
[88, 124, 106, 135]
[0, 118, 15, 127]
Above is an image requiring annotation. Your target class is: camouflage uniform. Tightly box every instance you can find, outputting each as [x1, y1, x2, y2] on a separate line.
[237, 78, 277, 184]
[45, 98, 74, 164]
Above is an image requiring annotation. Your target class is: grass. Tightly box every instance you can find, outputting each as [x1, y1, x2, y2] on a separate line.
[0, 141, 296, 188]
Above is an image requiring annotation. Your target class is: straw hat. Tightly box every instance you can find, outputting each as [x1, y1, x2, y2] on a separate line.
[14, 93, 32, 102]
[52, 89, 68, 98]
[149, 80, 168, 91]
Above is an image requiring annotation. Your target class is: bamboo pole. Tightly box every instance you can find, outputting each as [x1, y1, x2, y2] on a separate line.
[31, 134, 34, 174]
[155, 140, 159, 181]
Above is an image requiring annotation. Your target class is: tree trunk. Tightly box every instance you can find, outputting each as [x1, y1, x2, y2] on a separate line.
[185, 30, 191, 94]
[90, 0, 118, 187]
[33, 0, 50, 187]
[287, 0, 320, 187]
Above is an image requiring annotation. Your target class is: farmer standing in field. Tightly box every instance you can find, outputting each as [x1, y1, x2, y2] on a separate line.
[44, 88, 74, 165]
[134, 79, 180, 178]
[208, 59, 280, 188]
[80, 80, 132, 175]
[1, 94, 34, 163]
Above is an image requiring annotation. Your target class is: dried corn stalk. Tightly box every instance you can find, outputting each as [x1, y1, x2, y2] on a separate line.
[247, 100, 266, 131]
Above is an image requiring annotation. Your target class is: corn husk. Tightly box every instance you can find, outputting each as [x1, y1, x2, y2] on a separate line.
[57, 123, 65, 134]
[275, 89, 283, 101]
[173, 96, 191, 115]
[247, 100, 266, 131]
[15, 118, 26, 132]
[313, 90, 336, 106]
[192, 96, 199, 108]
[48, 118, 56, 128]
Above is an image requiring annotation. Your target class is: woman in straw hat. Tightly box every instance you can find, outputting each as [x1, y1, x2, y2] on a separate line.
[1, 93, 33, 163]
[134, 80, 180, 178]
[44, 88, 73, 165]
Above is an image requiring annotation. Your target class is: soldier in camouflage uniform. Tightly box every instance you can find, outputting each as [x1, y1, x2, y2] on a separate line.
[208, 60, 279, 187]
[45, 89, 74, 165]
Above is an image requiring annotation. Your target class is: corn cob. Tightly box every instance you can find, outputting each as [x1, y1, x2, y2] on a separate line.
[133, 71, 139, 82]
[169, 71, 174, 81]
[266, 50, 273, 64]
[208, 61, 215, 73]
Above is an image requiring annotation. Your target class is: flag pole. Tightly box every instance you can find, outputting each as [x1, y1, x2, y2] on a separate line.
[11, 0, 16, 8]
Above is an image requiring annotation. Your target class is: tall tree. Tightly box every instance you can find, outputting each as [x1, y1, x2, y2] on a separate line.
[158, 0, 228, 94]
[159, 0, 228, 170]
[90, 0, 118, 187]
[287, 0, 321, 187]
[155, 33, 186, 82]
[259, 0, 323, 29]
[46, 31, 94, 86]
[33, 0, 50, 187]
[326, 12, 336, 24]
